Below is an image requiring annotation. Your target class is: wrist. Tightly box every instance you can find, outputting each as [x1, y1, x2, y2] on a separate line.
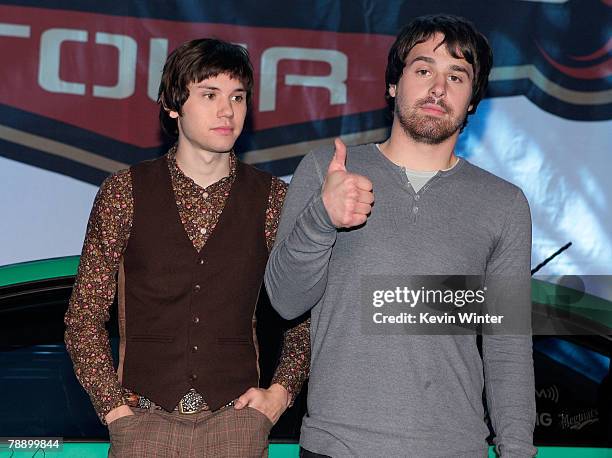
[268, 383, 290, 409]
[312, 191, 338, 232]
[104, 404, 132, 424]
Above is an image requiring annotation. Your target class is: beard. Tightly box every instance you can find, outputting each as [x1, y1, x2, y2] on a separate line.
[396, 96, 465, 145]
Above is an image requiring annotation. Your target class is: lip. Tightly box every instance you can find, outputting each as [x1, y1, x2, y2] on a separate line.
[211, 127, 234, 135]
[420, 103, 447, 115]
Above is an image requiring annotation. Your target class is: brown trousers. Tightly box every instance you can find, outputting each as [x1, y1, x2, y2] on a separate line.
[107, 405, 272, 457]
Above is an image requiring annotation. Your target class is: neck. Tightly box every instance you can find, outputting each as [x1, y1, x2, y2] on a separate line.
[379, 118, 459, 171]
[174, 140, 231, 189]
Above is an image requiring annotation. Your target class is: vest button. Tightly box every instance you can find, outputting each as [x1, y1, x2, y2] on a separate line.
[192, 345, 198, 352]
[194, 284, 201, 293]
[198, 258, 204, 265]
[193, 316, 200, 324]
[190, 374, 198, 381]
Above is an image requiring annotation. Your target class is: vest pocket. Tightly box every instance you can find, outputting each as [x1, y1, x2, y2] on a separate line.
[127, 334, 175, 343]
[217, 337, 250, 345]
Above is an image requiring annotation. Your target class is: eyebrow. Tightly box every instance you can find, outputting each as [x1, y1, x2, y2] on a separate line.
[195, 84, 246, 92]
[408, 56, 472, 79]
[449, 64, 472, 78]
[409, 56, 435, 66]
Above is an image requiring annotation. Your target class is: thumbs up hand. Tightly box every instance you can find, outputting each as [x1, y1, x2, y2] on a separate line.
[321, 138, 374, 228]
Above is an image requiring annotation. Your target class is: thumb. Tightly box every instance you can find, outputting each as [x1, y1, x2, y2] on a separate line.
[234, 390, 254, 409]
[327, 138, 347, 174]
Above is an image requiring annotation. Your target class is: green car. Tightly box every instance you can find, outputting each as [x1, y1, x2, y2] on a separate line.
[0, 257, 610, 457]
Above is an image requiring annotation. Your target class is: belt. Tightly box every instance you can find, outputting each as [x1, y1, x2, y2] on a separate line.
[129, 389, 234, 415]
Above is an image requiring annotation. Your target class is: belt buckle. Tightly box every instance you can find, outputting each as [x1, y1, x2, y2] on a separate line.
[177, 390, 203, 414]
[178, 399, 197, 415]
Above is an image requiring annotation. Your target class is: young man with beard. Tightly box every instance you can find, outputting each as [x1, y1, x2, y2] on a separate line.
[265, 15, 536, 457]
[65, 38, 309, 457]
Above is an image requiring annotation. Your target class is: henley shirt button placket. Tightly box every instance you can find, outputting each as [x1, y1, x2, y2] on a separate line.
[411, 205, 419, 223]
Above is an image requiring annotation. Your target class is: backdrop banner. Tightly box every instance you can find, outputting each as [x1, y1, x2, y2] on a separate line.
[0, 0, 610, 276]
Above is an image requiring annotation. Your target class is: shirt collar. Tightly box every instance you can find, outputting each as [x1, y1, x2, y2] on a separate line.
[166, 144, 237, 188]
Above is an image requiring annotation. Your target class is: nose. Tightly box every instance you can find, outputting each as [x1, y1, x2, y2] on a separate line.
[217, 97, 234, 118]
[429, 73, 446, 98]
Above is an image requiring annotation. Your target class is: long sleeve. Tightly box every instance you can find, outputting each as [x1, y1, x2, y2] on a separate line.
[264, 151, 338, 320]
[64, 170, 133, 423]
[265, 176, 311, 405]
[482, 189, 537, 457]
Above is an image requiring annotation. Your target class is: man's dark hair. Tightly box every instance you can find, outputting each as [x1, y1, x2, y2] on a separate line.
[385, 14, 493, 130]
[158, 38, 254, 138]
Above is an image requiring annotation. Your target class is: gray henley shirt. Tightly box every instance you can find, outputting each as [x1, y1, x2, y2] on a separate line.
[265, 143, 536, 457]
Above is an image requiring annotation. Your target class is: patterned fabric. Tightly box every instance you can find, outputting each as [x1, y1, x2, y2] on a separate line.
[65, 147, 310, 423]
[107, 406, 272, 457]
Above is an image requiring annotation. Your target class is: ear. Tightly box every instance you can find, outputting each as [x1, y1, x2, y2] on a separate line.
[161, 101, 179, 119]
[389, 84, 397, 98]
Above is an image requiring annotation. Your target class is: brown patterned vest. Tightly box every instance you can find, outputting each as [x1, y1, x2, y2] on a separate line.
[119, 156, 271, 411]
